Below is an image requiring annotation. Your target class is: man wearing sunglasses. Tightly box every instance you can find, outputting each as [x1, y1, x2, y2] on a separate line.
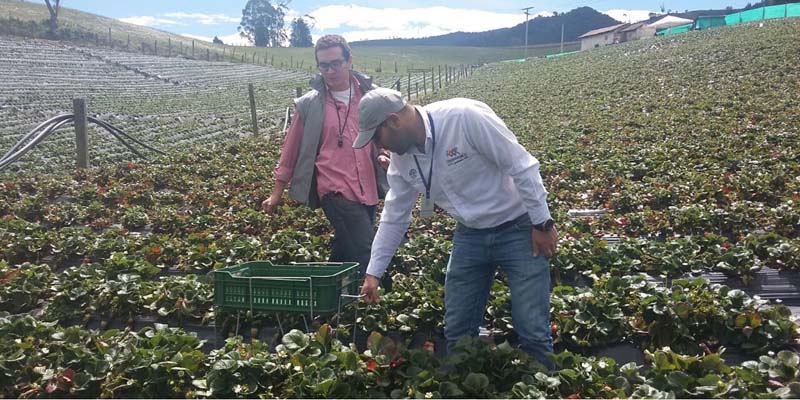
[263, 35, 390, 286]
[353, 88, 558, 370]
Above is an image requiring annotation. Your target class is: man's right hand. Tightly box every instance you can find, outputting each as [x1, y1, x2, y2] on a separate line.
[361, 274, 381, 304]
[262, 194, 282, 215]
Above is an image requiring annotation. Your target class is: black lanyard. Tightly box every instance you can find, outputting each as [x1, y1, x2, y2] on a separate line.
[328, 84, 352, 148]
[413, 112, 436, 200]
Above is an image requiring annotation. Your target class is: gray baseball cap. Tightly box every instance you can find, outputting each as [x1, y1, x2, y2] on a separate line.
[353, 87, 406, 149]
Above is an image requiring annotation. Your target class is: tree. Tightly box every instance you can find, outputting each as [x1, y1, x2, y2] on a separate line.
[289, 17, 313, 47]
[238, 0, 288, 47]
[44, 0, 62, 33]
[213, 36, 224, 45]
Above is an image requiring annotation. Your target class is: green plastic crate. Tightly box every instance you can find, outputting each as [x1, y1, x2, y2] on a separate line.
[213, 261, 360, 315]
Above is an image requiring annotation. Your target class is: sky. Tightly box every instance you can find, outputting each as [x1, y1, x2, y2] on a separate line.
[32, 1, 754, 45]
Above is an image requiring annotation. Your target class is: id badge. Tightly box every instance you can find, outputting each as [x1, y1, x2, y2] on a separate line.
[420, 196, 434, 218]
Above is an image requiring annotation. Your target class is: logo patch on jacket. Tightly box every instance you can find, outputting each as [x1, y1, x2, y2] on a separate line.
[446, 147, 468, 166]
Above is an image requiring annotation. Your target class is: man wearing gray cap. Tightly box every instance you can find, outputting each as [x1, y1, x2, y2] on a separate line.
[354, 88, 558, 370]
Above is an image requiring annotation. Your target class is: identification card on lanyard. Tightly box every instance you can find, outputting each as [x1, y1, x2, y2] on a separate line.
[415, 112, 436, 219]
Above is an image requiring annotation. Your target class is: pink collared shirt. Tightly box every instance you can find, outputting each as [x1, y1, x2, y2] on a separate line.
[274, 78, 379, 206]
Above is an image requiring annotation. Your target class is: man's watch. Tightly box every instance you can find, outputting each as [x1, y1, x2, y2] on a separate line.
[533, 219, 555, 232]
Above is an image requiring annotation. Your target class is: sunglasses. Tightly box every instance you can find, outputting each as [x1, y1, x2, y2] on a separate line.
[317, 59, 347, 71]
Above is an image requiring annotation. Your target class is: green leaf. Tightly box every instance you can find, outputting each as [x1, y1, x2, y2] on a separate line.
[575, 311, 594, 325]
[338, 351, 358, 371]
[313, 379, 336, 396]
[212, 358, 238, 371]
[673, 302, 690, 319]
[463, 373, 490, 393]
[788, 382, 800, 396]
[72, 372, 92, 388]
[331, 382, 351, 398]
[667, 371, 691, 389]
[696, 374, 721, 387]
[316, 324, 331, 347]
[559, 369, 579, 380]
[777, 351, 800, 368]
[282, 329, 310, 352]
[439, 382, 465, 397]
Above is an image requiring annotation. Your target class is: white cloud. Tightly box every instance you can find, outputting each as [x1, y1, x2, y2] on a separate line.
[164, 12, 240, 25]
[120, 12, 239, 28]
[180, 32, 253, 46]
[119, 16, 184, 27]
[603, 9, 659, 24]
[307, 5, 550, 41]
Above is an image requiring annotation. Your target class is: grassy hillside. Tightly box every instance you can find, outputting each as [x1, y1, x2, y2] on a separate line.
[0, 0, 569, 74]
[0, 0, 225, 54]
[240, 43, 579, 74]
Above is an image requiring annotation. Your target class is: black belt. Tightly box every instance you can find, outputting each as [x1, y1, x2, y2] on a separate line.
[458, 213, 529, 233]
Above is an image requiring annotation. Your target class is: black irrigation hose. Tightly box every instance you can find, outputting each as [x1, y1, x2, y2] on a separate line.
[0, 114, 167, 171]
[89, 117, 167, 156]
[0, 114, 73, 162]
[0, 116, 73, 169]
[91, 118, 146, 159]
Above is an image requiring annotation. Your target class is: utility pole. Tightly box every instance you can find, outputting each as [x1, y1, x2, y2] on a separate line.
[522, 6, 534, 59]
[560, 23, 565, 54]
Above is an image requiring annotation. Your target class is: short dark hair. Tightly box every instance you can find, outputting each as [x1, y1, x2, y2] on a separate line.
[315, 35, 351, 62]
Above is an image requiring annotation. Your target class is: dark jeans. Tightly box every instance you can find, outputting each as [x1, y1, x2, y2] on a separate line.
[320, 192, 392, 291]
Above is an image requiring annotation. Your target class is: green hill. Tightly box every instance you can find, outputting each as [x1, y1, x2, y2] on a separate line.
[0, 0, 227, 54]
[0, 0, 565, 73]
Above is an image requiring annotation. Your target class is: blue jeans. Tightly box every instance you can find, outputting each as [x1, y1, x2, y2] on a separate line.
[444, 214, 554, 370]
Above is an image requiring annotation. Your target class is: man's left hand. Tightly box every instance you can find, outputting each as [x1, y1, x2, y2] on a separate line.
[378, 148, 391, 170]
[532, 227, 558, 258]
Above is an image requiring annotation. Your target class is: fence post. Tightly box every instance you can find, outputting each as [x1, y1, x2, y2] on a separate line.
[73, 99, 89, 169]
[192, 40, 195, 58]
[154, 40, 158, 56]
[415, 82, 419, 98]
[95, 33, 99, 46]
[422, 71, 427, 94]
[395, 61, 398, 73]
[431, 67, 435, 92]
[207, 49, 210, 61]
[248, 84, 259, 136]
[407, 72, 411, 100]
[168, 38, 172, 57]
[108, 27, 112, 48]
[127, 33, 130, 50]
[438, 65, 442, 89]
